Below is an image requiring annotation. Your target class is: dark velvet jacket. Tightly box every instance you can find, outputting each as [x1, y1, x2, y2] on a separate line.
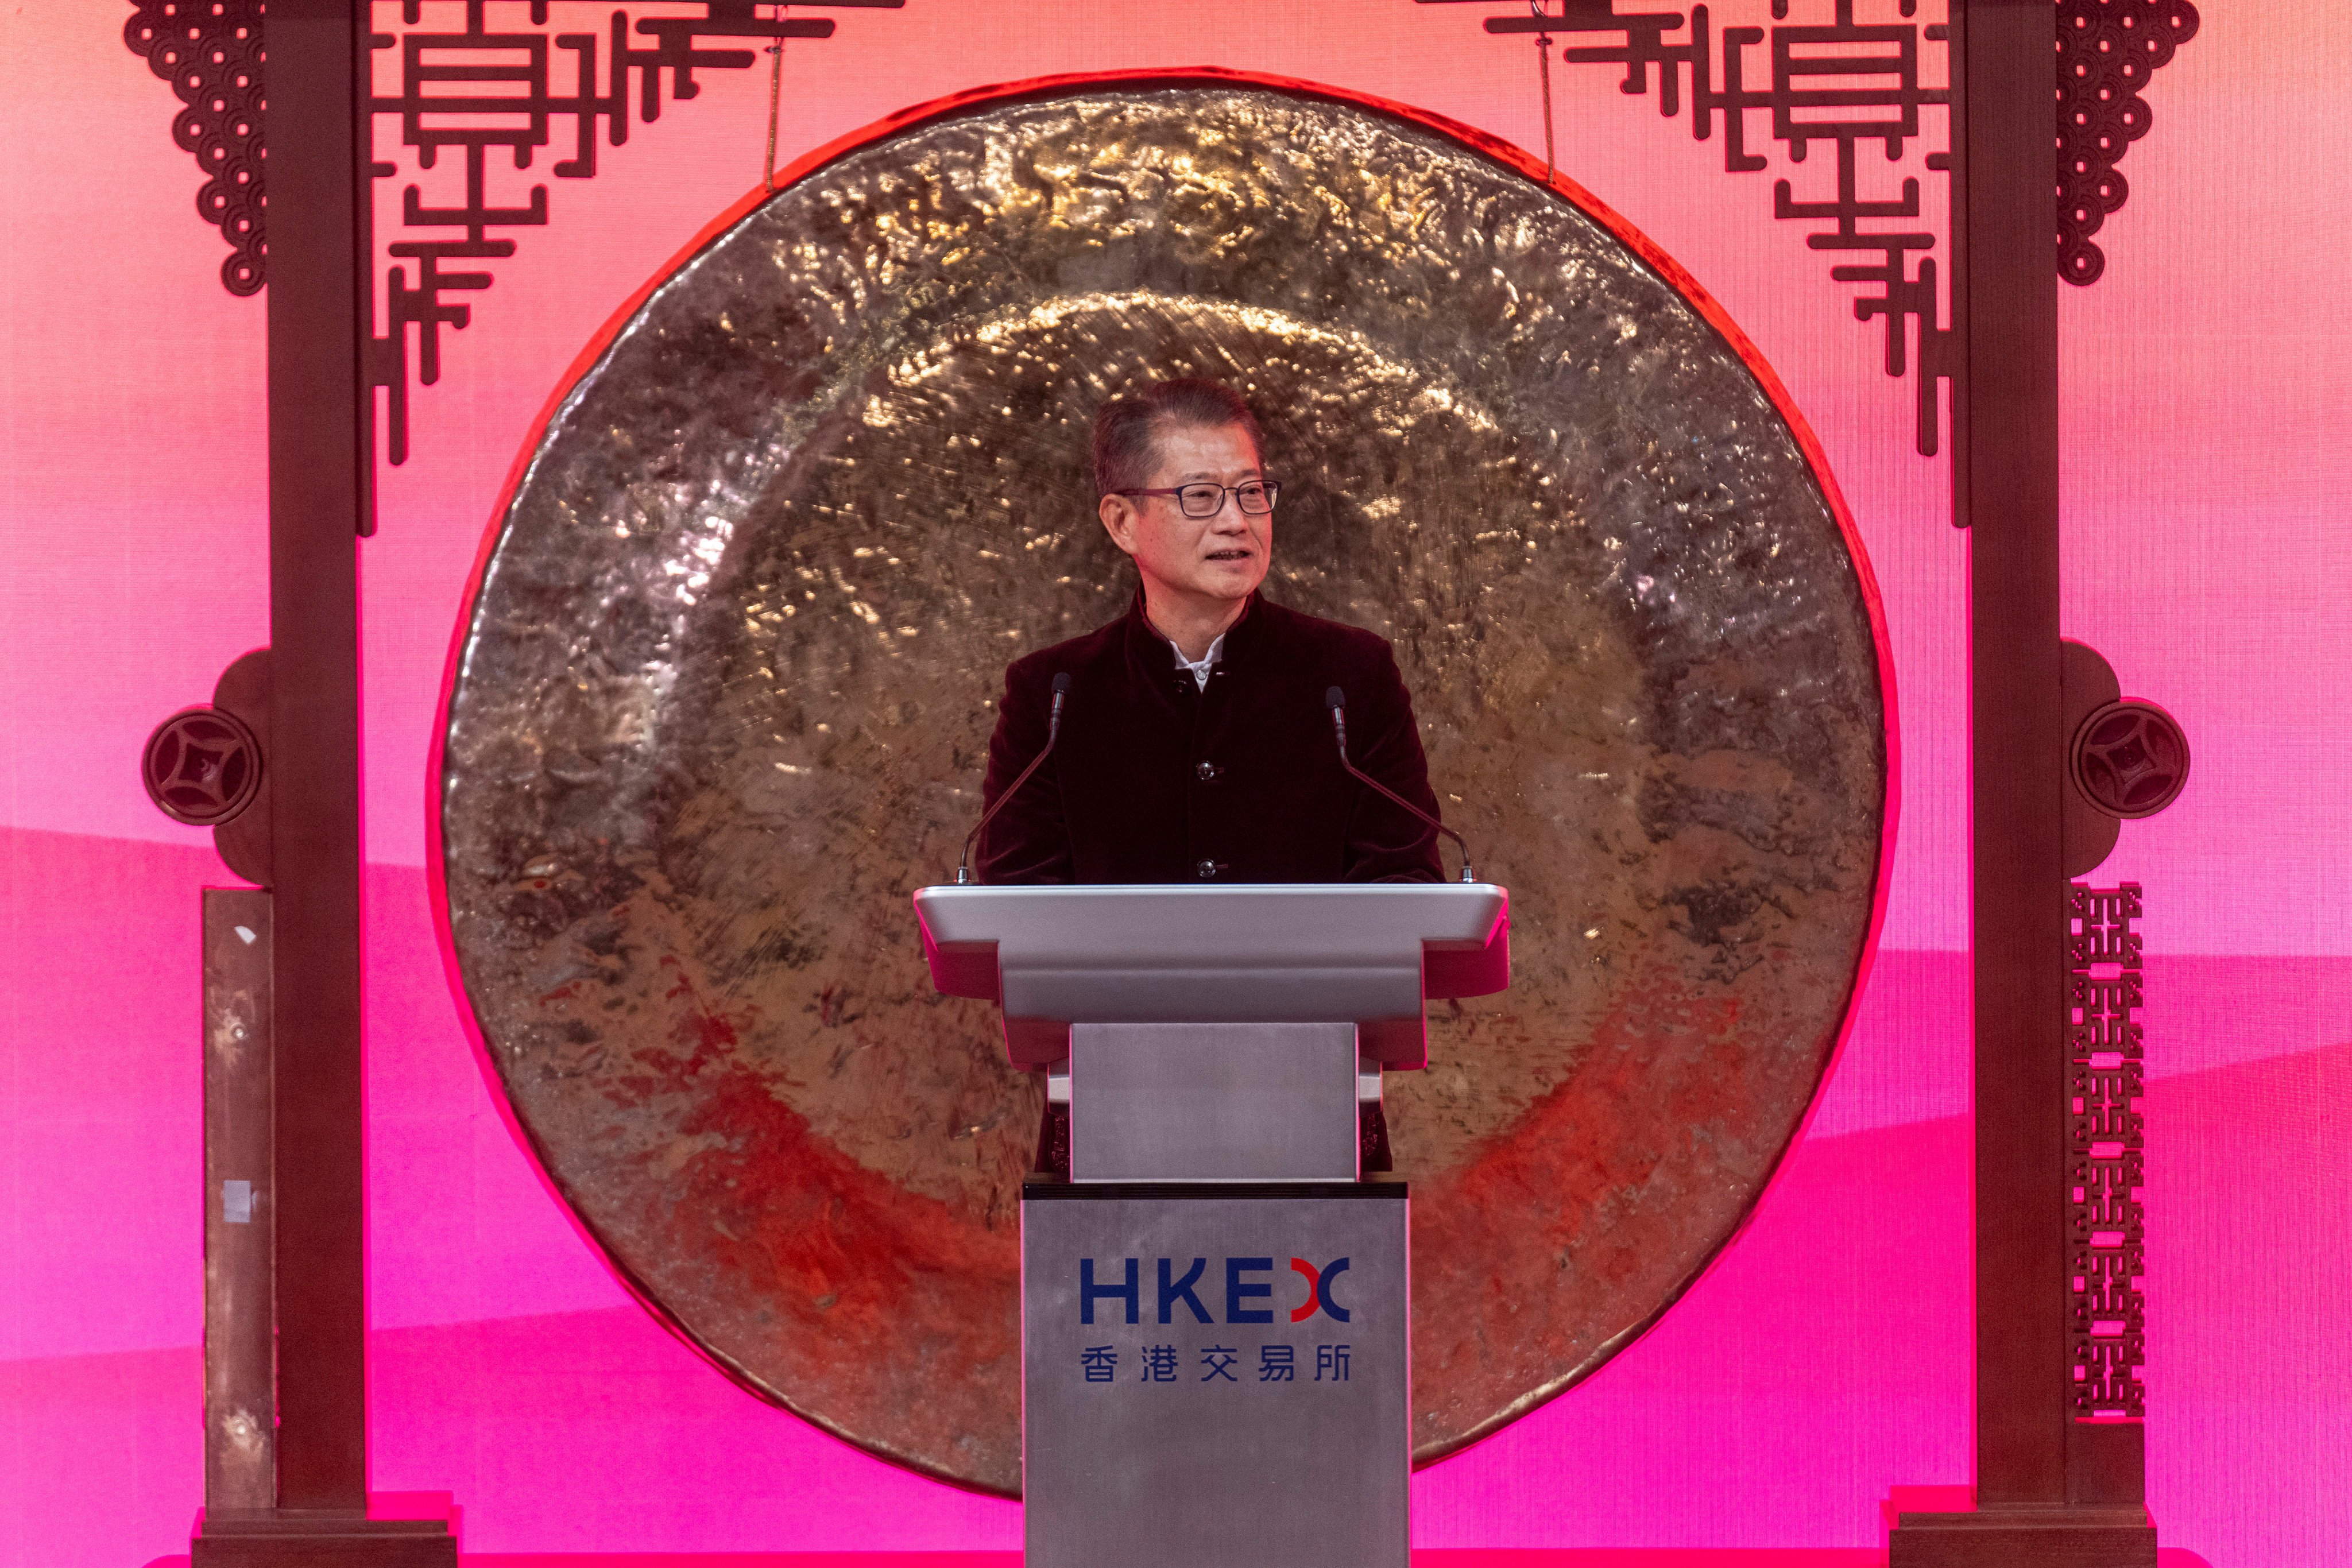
[976, 593, 1446, 885]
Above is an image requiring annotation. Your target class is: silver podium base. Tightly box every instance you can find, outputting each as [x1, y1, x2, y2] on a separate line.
[1020, 1179, 1410, 1568]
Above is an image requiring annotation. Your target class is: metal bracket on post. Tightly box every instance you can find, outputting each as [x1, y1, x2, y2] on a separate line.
[203, 890, 276, 1517]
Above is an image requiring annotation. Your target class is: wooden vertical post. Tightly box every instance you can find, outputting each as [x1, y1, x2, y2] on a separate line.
[1892, 6, 2156, 1560]
[1959, 0, 2069, 1509]
[191, 3, 453, 1560]
[261, 0, 371, 1512]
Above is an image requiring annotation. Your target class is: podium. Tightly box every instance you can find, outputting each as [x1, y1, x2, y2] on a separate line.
[915, 883, 1510, 1568]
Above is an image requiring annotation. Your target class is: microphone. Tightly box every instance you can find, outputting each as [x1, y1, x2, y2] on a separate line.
[957, 672, 1071, 885]
[1326, 686, 1476, 884]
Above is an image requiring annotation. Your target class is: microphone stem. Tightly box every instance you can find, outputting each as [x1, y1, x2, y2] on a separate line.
[1330, 704, 1475, 883]
[958, 686, 1065, 884]
[1340, 753, 1476, 882]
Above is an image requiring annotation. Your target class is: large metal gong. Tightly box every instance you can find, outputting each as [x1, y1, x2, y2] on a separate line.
[436, 73, 1891, 1495]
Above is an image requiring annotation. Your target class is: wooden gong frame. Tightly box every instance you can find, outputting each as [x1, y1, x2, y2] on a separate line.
[194, 3, 2148, 1562]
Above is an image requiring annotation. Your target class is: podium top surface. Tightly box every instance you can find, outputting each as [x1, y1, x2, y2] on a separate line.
[913, 884, 1508, 1067]
[916, 881, 1504, 953]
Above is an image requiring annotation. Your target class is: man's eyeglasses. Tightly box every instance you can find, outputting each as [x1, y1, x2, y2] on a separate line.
[1112, 480, 1282, 518]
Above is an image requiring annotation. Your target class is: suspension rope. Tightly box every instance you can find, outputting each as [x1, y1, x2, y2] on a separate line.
[763, 3, 788, 190]
[1533, 1, 1556, 181]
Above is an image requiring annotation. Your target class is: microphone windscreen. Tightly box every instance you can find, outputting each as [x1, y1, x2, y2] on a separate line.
[1325, 686, 1346, 711]
[1051, 672, 1073, 695]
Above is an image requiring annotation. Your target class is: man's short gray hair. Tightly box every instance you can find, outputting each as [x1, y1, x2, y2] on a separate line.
[1092, 379, 1265, 496]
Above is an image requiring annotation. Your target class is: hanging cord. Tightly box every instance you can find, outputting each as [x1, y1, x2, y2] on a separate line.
[1532, 1, 1556, 181]
[763, 3, 788, 190]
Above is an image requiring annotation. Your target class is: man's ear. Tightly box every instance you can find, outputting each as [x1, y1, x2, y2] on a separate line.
[1098, 493, 1139, 557]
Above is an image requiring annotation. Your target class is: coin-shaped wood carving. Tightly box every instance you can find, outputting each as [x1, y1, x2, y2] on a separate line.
[434, 71, 1893, 1495]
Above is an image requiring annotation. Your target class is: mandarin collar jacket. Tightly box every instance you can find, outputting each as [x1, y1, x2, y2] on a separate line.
[975, 592, 1446, 885]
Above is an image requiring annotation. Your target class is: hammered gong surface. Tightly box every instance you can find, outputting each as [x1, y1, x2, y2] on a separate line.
[438, 81, 1889, 1495]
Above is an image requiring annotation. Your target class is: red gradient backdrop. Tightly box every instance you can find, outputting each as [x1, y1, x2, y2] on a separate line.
[1, 4, 2343, 1566]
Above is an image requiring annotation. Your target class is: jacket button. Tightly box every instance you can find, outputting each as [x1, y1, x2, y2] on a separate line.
[1196, 860, 1219, 879]
[1195, 761, 1218, 781]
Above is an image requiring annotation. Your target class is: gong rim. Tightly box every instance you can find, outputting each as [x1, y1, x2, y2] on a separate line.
[423, 67, 1901, 1494]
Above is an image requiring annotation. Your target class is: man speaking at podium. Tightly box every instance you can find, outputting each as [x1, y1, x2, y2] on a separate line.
[975, 379, 1448, 888]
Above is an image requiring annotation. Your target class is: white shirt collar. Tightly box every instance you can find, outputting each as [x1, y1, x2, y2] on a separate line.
[1170, 632, 1225, 690]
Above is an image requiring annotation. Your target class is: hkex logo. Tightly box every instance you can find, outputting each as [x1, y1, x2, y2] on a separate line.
[1080, 1255, 1352, 1325]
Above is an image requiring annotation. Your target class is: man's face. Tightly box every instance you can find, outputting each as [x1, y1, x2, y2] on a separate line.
[1097, 421, 1271, 610]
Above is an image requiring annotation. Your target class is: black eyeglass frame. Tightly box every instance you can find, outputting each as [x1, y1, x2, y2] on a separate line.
[1109, 479, 1282, 518]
